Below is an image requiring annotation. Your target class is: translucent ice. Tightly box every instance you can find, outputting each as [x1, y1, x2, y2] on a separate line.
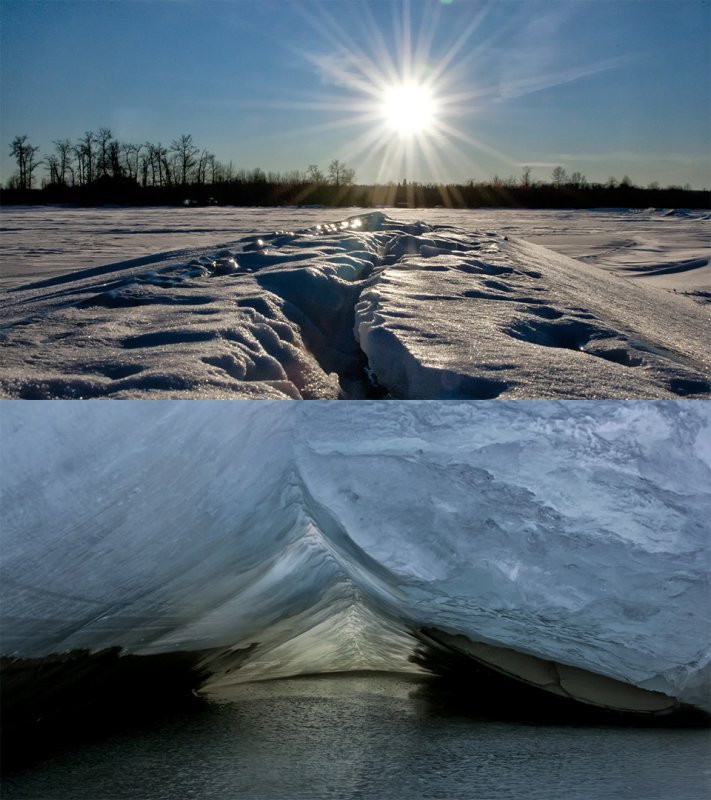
[1, 401, 709, 711]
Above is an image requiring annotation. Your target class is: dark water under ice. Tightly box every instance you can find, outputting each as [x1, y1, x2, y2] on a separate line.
[2, 674, 708, 800]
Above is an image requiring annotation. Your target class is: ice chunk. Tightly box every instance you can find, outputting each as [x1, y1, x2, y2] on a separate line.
[1, 401, 709, 712]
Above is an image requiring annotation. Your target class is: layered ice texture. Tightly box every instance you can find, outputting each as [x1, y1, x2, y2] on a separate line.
[1, 211, 709, 400]
[1, 401, 709, 711]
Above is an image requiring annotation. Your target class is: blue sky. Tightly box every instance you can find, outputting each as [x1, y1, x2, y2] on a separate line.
[1, 0, 709, 188]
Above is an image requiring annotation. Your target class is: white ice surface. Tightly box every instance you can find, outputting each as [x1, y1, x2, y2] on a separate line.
[515, 208, 711, 294]
[2, 206, 708, 294]
[1, 401, 709, 709]
[1, 208, 709, 400]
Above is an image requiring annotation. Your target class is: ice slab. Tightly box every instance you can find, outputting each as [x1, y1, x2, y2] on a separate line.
[1, 401, 709, 711]
[355, 233, 711, 399]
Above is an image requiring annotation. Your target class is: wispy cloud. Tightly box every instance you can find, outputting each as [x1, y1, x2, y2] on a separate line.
[516, 161, 562, 169]
[495, 55, 632, 101]
[553, 151, 706, 164]
[308, 52, 374, 94]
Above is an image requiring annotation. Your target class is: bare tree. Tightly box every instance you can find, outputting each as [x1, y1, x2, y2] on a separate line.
[284, 169, 304, 185]
[521, 165, 532, 188]
[95, 127, 114, 177]
[51, 138, 74, 185]
[139, 147, 151, 187]
[196, 149, 215, 185]
[328, 160, 355, 187]
[551, 166, 567, 188]
[156, 143, 169, 186]
[207, 153, 222, 184]
[76, 131, 96, 185]
[9, 135, 41, 189]
[140, 142, 169, 187]
[141, 143, 156, 186]
[328, 159, 347, 187]
[170, 134, 199, 187]
[27, 146, 41, 188]
[306, 164, 324, 183]
[108, 139, 122, 178]
[73, 144, 85, 185]
[164, 151, 177, 187]
[121, 143, 142, 181]
[568, 171, 587, 189]
[45, 154, 61, 185]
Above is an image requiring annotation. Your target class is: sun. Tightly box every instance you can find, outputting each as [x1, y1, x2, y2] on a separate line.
[381, 82, 437, 136]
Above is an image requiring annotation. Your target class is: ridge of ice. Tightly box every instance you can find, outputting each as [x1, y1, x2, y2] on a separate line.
[1, 401, 709, 710]
[1, 212, 709, 400]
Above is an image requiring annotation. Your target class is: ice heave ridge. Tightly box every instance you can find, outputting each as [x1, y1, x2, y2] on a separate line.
[1, 401, 709, 710]
[1, 213, 708, 399]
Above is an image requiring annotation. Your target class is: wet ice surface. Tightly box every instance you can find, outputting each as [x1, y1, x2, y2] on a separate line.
[0, 207, 709, 399]
[2, 675, 709, 800]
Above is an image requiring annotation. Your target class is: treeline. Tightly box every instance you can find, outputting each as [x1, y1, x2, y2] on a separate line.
[4, 176, 708, 210]
[5, 131, 355, 192]
[2, 131, 709, 209]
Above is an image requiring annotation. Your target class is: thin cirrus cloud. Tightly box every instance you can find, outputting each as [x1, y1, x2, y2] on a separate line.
[492, 55, 634, 102]
[516, 162, 564, 169]
[554, 152, 706, 164]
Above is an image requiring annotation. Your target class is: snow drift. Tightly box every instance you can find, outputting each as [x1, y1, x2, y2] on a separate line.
[1, 212, 709, 400]
[1, 401, 709, 714]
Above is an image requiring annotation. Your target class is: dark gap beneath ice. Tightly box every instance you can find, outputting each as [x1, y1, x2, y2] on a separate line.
[410, 628, 710, 728]
[4, 628, 708, 775]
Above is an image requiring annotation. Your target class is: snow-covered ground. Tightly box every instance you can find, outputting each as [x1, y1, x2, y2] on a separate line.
[2, 401, 709, 711]
[0, 206, 708, 399]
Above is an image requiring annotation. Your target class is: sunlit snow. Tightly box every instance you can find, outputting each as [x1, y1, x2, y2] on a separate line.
[0, 207, 708, 400]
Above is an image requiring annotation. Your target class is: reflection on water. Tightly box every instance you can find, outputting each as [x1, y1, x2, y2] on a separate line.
[2, 674, 709, 800]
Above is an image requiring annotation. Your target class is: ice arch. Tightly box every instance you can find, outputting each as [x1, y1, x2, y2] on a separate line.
[1, 401, 709, 722]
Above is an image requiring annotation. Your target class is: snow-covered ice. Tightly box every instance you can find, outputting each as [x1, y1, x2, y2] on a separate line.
[1, 208, 708, 400]
[1, 401, 709, 711]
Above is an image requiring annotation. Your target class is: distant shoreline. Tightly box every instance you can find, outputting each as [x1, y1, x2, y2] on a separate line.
[2, 182, 709, 210]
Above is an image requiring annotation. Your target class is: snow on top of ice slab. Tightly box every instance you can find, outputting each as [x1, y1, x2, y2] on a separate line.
[355, 233, 711, 399]
[1, 211, 709, 399]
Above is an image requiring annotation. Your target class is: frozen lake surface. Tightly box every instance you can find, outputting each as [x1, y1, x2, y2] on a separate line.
[1, 206, 708, 399]
[2, 675, 709, 800]
[2, 206, 708, 293]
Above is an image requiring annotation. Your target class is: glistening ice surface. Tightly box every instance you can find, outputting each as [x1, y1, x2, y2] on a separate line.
[1, 401, 708, 710]
[1, 209, 709, 399]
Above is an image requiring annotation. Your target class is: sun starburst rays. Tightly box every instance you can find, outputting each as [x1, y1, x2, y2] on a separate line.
[275, 1, 518, 186]
[381, 82, 437, 136]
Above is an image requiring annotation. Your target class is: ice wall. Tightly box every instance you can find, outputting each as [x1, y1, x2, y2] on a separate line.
[1, 401, 709, 710]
